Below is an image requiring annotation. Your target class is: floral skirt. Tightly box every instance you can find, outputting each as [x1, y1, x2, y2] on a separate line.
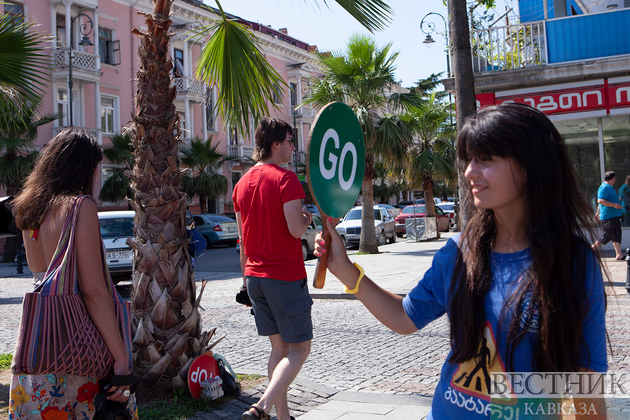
[9, 373, 138, 420]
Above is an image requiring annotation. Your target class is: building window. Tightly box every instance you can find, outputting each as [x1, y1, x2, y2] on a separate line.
[174, 48, 184, 78]
[232, 172, 241, 193]
[290, 82, 298, 108]
[206, 87, 215, 131]
[229, 127, 239, 145]
[272, 83, 282, 104]
[57, 89, 69, 127]
[98, 28, 120, 65]
[100, 96, 117, 134]
[4, 0, 23, 18]
[56, 14, 66, 47]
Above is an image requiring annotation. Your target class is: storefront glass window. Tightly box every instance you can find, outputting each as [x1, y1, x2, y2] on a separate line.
[555, 117, 601, 207]
[603, 114, 630, 194]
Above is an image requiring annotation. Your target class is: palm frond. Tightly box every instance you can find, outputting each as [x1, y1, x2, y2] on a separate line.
[328, 0, 393, 32]
[0, 15, 52, 129]
[194, 1, 286, 136]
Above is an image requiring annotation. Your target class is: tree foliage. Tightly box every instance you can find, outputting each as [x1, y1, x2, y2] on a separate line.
[99, 133, 134, 204]
[304, 33, 414, 253]
[180, 137, 229, 214]
[0, 14, 52, 132]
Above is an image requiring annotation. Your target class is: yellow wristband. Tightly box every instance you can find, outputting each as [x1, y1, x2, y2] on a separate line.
[344, 263, 365, 294]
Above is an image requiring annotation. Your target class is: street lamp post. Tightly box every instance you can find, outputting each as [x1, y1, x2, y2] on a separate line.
[420, 12, 460, 230]
[68, 13, 94, 127]
[420, 12, 450, 78]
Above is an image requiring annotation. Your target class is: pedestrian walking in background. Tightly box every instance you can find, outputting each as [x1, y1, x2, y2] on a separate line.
[9, 129, 137, 419]
[592, 171, 624, 259]
[234, 118, 313, 420]
[315, 104, 607, 419]
[619, 175, 630, 227]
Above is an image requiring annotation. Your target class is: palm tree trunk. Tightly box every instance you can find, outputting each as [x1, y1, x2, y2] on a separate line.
[128, 0, 211, 398]
[359, 173, 378, 253]
[449, 0, 477, 228]
[422, 175, 440, 240]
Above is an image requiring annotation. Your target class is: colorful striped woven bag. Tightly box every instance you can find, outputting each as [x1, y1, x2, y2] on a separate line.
[11, 195, 133, 378]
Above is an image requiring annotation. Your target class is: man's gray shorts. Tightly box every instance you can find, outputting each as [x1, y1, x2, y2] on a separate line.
[246, 276, 313, 343]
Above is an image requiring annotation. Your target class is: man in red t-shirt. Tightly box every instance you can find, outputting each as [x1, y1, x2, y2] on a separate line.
[234, 118, 313, 420]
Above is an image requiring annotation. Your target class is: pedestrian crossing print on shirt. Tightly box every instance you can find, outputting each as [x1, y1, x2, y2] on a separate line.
[450, 322, 511, 401]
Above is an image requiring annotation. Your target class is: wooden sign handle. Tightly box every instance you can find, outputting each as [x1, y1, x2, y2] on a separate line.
[312, 213, 330, 289]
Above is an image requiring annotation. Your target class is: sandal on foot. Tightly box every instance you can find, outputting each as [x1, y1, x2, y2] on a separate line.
[242, 403, 270, 420]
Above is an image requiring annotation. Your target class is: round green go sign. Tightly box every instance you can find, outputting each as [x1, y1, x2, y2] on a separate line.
[307, 102, 365, 218]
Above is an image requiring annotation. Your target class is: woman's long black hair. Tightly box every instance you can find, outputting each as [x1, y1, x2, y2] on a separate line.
[449, 103, 604, 372]
[13, 128, 103, 230]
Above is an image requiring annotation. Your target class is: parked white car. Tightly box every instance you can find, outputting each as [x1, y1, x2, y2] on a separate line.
[98, 211, 135, 282]
[436, 202, 456, 228]
[335, 206, 396, 247]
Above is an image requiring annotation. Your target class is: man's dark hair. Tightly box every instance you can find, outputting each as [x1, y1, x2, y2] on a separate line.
[605, 171, 616, 182]
[252, 117, 293, 162]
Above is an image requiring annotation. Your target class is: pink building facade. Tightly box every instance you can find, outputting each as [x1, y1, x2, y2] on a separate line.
[6, 0, 321, 214]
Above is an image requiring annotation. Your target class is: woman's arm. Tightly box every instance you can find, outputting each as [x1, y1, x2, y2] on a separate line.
[314, 216, 417, 335]
[75, 198, 131, 401]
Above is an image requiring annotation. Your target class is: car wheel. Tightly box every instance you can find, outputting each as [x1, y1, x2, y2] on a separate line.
[396, 232, 403, 238]
[203, 236, 212, 249]
[302, 241, 308, 261]
[377, 230, 387, 246]
[389, 231, 397, 243]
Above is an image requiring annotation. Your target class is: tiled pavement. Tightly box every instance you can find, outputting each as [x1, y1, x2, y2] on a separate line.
[1, 236, 630, 419]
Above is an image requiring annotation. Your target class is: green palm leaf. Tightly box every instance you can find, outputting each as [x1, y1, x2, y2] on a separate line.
[0, 14, 52, 131]
[180, 136, 231, 212]
[194, 1, 285, 135]
[328, 0, 393, 32]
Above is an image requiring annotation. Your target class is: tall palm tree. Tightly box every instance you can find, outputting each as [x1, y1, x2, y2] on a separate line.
[303, 33, 418, 253]
[0, 14, 52, 132]
[403, 93, 456, 217]
[128, 0, 217, 396]
[128, 0, 394, 396]
[180, 137, 229, 214]
[99, 133, 134, 204]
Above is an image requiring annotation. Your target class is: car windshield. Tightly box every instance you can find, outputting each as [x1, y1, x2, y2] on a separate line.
[99, 218, 134, 238]
[439, 204, 454, 211]
[401, 205, 426, 214]
[344, 209, 382, 221]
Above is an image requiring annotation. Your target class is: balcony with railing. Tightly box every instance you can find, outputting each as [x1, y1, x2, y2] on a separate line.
[293, 105, 317, 119]
[470, 8, 630, 74]
[53, 48, 100, 74]
[228, 144, 254, 160]
[173, 77, 206, 102]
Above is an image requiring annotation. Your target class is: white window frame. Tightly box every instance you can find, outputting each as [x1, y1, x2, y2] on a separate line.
[100, 95, 118, 135]
[98, 26, 120, 66]
[57, 89, 70, 127]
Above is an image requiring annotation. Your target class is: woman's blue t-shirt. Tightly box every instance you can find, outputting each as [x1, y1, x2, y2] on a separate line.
[402, 234, 607, 419]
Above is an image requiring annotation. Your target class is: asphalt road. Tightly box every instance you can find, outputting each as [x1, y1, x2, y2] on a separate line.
[194, 243, 241, 273]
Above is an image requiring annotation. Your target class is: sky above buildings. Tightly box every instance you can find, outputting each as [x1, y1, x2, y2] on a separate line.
[206, 0, 518, 88]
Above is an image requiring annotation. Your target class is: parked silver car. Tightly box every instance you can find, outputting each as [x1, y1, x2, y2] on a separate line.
[335, 206, 396, 247]
[98, 211, 135, 282]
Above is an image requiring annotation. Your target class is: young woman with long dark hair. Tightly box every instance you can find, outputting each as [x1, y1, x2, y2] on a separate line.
[314, 103, 607, 418]
[9, 129, 137, 419]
